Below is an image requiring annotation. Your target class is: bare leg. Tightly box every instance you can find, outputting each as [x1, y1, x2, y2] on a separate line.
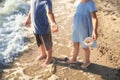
[68, 42, 79, 63]
[41, 48, 52, 67]
[35, 44, 47, 61]
[83, 47, 90, 63]
[81, 47, 91, 68]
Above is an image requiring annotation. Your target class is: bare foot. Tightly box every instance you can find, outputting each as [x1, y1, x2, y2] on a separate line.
[35, 55, 47, 61]
[41, 60, 53, 68]
[81, 62, 91, 69]
[67, 57, 77, 63]
[41, 63, 48, 68]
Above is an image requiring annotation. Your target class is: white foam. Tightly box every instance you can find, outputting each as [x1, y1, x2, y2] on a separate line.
[4, 67, 32, 80]
[0, 0, 30, 64]
[0, 0, 29, 15]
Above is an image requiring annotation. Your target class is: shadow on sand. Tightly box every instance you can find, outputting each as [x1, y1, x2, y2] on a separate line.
[52, 57, 120, 80]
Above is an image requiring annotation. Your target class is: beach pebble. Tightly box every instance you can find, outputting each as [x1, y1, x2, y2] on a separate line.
[78, 59, 84, 62]
[60, 55, 68, 58]
[88, 74, 94, 78]
[80, 70, 84, 73]
[62, 67, 69, 70]
[89, 77, 96, 80]
[83, 72, 87, 76]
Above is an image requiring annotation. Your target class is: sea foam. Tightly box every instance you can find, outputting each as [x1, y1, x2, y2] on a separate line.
[0, 0, 30, 66]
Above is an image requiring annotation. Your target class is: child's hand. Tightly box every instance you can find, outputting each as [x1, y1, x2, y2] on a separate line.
[92, 31, 98, 40]
[51, 23, 58, 33]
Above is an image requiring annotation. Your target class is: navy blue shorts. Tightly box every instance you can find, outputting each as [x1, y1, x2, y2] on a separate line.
[34, 31, 52, 51]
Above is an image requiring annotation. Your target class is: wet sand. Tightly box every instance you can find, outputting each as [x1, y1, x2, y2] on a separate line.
[1, 0, 120, 80]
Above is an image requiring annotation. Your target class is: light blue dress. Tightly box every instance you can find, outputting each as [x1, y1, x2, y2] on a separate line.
[72, 0, 97, 48]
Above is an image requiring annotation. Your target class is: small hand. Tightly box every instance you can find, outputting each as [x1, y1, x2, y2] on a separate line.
[51, 23, 58, 33]
[92, 31, 98, 40]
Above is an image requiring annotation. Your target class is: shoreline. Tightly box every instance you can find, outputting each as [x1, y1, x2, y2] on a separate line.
[1, 0, 120, 80]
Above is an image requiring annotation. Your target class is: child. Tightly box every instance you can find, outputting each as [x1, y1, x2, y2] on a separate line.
[25, 0, 58, 67]
[67, 0, 98, 69]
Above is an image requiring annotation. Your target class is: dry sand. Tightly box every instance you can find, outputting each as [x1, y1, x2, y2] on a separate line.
[0, 0, 120, 80]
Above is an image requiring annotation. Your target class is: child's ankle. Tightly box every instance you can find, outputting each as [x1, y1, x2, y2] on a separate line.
[71, 57, 77, 61]
[84, 60, 90, 64]
[45, 58, 52, 64]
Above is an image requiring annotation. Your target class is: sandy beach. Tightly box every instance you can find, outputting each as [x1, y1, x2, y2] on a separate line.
[0, 0, 120, 80]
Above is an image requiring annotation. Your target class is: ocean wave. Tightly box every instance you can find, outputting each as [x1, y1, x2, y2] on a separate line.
[0, 0, 30, 66]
